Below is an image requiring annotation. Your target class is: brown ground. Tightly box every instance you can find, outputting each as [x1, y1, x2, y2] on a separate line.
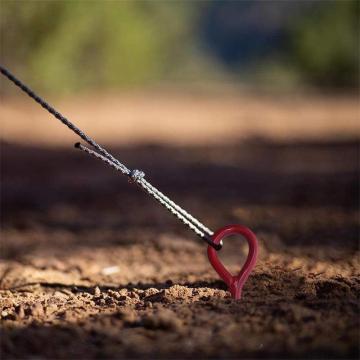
[1, 91, 359, 146]
[1, 136, 359, 359]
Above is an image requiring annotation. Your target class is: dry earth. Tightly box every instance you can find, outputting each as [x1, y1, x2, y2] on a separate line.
[1, 91, 359, 146]
[1, 135, 359, 358]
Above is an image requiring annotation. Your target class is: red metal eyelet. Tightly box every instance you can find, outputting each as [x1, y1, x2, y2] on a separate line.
[207, 224, 258, 300]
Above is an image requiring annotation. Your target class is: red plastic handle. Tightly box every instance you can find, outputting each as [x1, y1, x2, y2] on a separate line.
[207, 224, 258, 300]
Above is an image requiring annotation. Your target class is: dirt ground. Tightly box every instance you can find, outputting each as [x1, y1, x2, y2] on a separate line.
[1, 132, 359, 359]
[1, 91, 359, 146]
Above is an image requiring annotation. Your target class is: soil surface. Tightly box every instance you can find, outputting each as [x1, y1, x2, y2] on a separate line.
[1, 92, 359, 146]
[1, 139, 359, 359]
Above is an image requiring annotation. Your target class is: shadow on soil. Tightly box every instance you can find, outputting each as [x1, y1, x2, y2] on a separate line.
[1, 138, 359, 260]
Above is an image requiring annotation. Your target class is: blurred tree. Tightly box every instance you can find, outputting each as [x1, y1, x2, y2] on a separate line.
[1, 1, 358, 92]
[1, 1, 197, 93]
[290, 0, 359, 88]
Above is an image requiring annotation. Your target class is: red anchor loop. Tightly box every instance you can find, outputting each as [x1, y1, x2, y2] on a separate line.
[207, 225, 258, 300]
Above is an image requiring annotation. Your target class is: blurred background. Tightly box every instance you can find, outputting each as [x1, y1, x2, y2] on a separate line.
[1, 0, 359, 145]
[0, 2, 359, 358]
[2, 0, 359, 91]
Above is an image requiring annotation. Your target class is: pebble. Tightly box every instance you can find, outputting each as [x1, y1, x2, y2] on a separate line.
[94, 287, 101, 297]
[143, 288, 159, 297]
[54, 291, 69, 300]
[46, 304, 58, 315]
[118, 288, 128, 296]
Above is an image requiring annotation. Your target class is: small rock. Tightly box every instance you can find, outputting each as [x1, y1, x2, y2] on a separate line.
[165, 285, 193, 300]
[94, 286, 101, 297]
[144, 290, 166, 303]
[60, 289, 73, 296]
[46, 304, 58, 316]
[119, 288, 128, 297]
[54, 291, 69, 300]
[143, 288, 159, 297]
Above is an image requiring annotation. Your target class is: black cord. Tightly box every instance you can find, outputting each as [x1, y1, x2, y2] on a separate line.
[0, 65, 129, 174]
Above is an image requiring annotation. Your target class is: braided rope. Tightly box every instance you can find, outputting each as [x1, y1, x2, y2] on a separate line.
[0, 65, 220, 249]
[75, 143, 219, 249]
[141, 179, 214, 236]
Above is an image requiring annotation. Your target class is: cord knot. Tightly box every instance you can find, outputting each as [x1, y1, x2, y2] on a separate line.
[129, 169, 145, 183]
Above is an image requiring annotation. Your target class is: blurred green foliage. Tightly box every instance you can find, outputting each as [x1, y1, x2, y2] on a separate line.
[290, 0, 359, 88]
[1, 1, 199, 93]
[1, 1, 358, 93]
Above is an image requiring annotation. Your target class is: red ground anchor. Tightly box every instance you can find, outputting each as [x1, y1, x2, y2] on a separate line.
[207, 225, 258, 300]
